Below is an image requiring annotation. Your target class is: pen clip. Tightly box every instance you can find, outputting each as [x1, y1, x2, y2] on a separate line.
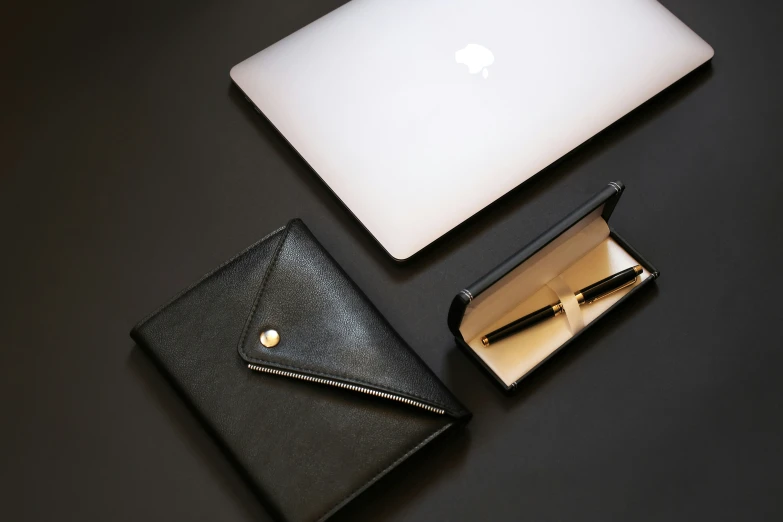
[585, 276, 638, 304]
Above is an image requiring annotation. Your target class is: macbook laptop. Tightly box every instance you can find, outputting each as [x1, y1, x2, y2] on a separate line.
[231, 0, 713, 260]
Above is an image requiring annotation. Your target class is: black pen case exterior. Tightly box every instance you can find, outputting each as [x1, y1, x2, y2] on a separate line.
[447, 181, 659, 392]
[131, 218, 470, 522]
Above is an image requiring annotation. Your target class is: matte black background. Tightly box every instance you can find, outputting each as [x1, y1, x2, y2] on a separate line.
[3, 1, 782, 520]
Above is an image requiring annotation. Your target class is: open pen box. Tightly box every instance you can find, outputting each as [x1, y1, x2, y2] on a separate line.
[448, 182, 659, 392]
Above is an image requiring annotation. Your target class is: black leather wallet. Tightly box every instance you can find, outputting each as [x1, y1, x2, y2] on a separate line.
[131, 219, 471, 522]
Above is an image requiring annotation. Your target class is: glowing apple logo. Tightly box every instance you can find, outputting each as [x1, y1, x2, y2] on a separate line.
[455, 44, 495, 79]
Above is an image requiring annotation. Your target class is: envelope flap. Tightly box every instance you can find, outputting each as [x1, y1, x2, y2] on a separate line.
[237, 220, 468, 419]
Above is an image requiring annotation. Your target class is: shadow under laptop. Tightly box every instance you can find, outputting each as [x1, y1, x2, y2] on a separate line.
[228, 63, 712, 281]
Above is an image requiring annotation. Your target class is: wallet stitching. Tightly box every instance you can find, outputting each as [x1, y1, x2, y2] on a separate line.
[315, 423, 454, 522]
[237, 222, 456, 415]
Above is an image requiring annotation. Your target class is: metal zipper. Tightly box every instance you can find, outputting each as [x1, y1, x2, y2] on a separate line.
[247, 364, 445, 415]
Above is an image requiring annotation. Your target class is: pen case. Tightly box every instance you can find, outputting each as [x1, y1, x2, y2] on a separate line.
[131, 218, 471, 522]
[447, 181, 659, 392]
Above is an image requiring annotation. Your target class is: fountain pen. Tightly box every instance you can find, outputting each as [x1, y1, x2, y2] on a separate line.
[481, 265, 643, 347]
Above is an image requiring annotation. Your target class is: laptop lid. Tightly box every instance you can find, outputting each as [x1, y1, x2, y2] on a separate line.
[231, 0, 713, 260]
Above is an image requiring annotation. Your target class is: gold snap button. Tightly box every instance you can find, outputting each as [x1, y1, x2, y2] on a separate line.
[260, 329, 280, 348]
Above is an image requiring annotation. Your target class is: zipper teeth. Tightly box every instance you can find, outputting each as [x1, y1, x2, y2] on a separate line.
[247, 364, 445, 415]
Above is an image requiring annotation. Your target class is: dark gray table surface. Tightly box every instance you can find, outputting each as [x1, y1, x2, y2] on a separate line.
[3, 1, 782, 520]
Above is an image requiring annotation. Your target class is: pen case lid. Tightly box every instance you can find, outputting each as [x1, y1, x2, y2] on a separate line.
[447, 181, 626, 336]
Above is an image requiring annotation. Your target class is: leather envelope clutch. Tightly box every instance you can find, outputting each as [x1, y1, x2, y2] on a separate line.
[130, 218, 471, 522]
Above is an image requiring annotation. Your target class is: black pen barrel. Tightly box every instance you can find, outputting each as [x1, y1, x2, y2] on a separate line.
[577, 265, 641, 303]
[480, 265, 642, 347]
[482, 304, 559, 346]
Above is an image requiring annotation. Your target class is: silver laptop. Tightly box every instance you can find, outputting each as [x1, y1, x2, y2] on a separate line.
[231, 0, 713, 260]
